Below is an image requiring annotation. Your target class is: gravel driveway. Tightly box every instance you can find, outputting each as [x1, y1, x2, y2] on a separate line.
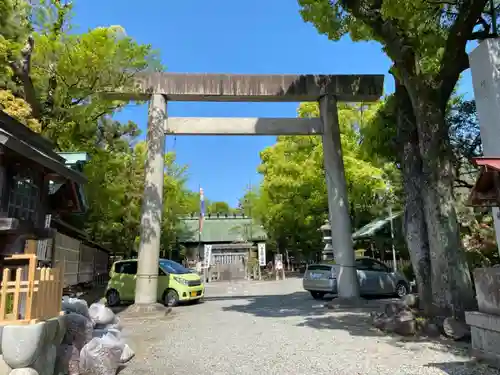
[118, 278, 499, 375]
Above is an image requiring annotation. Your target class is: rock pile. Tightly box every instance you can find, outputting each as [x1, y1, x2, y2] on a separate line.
[370, 294, 470, 340]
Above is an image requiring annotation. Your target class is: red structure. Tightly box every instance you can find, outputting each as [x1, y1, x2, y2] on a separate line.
[468, 157, 500, 207]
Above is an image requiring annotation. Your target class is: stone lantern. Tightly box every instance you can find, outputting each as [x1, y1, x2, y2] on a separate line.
[319, 220, 334, 261]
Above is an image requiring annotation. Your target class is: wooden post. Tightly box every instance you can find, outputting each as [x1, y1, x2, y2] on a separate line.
[24, 255, 37, 320]
[13, 268, 21, 319]
[24, 240, 37, 255]
[0, 268, 9, 320]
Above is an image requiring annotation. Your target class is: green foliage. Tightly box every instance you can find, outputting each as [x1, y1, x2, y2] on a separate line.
[298, 0, 492, 80]
[0, 0, 31, 90]
[31, 25, 162, 146]
[364, 92, 497, 272]
[248, 102, 399, 261]
[0, 1, 233, 257]
[0, 89, 41, 131]
[238, 185, 260, 217]
[207, 201, 233, 214]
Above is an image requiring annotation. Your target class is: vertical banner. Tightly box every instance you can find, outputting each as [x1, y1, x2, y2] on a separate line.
[204, 244, 212, 269]
[258, 243, 266, 266]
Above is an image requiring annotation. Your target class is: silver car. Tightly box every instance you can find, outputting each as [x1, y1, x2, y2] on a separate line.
[303, 257, 410, 300]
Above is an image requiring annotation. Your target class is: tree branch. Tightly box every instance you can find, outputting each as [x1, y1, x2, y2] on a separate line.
[438, 0, 489, 101]
[454, 178, 474, 188]
[340, 0, 417, 85]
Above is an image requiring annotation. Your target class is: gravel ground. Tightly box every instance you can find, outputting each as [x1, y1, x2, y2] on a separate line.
[117, 278, 499, 375]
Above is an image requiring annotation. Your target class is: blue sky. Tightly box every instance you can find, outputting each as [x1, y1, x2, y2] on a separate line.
[72, 0, 474, 207]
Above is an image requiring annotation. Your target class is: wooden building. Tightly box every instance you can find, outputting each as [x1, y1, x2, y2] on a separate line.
[0, 111, 109, 286]
[177, 213, 267, 280]
[468, 157, 500, 206]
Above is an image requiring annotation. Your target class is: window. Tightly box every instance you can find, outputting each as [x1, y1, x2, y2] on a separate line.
[356, 258, 389, 273]
[369, 260, 389, 273]
[355, 259, 372, 270]
[159, 259, 190, 274]
[114, 261, 137, 275]
[307, 265, 332, 272]
[7, 170, 40, 223]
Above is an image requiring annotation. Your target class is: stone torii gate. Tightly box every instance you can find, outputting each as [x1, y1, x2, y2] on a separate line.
[114, 72, 384, 312]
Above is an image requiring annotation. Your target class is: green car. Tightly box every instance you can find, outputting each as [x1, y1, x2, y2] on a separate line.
[105, 258, 205, 307]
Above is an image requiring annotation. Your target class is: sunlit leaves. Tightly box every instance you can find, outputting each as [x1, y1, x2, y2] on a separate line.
[297, 0, 474, 77]
[0, 89, 41, 131]
[253, 103, 394, 259]
[0, 1, 198, 256]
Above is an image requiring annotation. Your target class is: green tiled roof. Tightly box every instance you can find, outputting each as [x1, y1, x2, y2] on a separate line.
[178, 216, 267, 243]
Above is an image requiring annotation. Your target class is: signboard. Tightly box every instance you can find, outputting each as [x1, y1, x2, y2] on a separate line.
[37, 214, 53, 262]
[203, 244, 212, 268]
[258, 243, 266, 266]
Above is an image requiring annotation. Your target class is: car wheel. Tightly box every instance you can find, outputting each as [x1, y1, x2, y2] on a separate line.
[164, 289, 179, 307]
[396, 282, 409, 298]
[310, 291, 325, 300]
[106, 289, 121, 307]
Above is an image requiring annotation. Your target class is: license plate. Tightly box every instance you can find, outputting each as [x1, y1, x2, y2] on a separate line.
[190, 291, 198, 297]
[310, 273, 322, 279]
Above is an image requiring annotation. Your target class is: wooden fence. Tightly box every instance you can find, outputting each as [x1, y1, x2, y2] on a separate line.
[0, 254, 63, 325]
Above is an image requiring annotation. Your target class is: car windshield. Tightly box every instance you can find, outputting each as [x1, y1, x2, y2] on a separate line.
[159, 260, 191, 274]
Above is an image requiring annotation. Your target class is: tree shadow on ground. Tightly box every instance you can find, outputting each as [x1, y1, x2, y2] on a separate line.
[425, 361, 500, 375]
[210, 292, 472, 357]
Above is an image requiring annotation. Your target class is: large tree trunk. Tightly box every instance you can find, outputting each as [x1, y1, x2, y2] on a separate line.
[410, 87, 476, 319]
[10, 36, 41, 118]
[394, 80, 433, 316]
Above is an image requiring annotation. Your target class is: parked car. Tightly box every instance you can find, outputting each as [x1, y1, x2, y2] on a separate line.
[303, 257, 410, 299]
[105, 258, 205, 307]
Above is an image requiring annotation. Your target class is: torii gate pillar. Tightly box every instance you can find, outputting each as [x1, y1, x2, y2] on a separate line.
[134, 93, 166, 307]
[320, 94, 359, 298]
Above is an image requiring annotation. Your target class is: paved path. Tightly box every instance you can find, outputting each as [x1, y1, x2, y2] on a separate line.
[119, 278, 498, 375]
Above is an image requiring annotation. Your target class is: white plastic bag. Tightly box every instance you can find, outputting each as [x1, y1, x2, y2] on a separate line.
[63, 313, 92, 349]
[80, 333, 124, 375]
[120, 344, 135, 364]
[88, 302, 115, 326]
[94, 316, 122, 332]
[92, 328, 121, 340]
[105, 316, 122, 331]
[62, 296, 90, 317]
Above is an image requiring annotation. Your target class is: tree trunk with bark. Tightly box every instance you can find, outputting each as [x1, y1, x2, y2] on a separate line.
[409, 86, 476, 319]
[394, 80, 433, 316]
[10, 36, 41, 118]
